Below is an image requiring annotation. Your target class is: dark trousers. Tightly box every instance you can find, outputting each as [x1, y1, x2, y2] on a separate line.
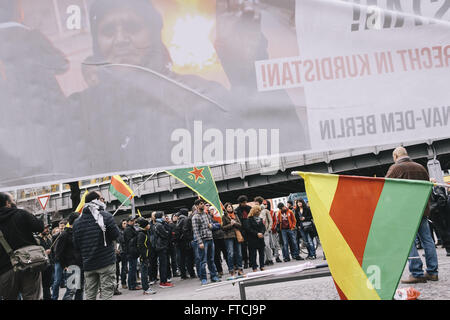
[430, 210, 450, 252]
[177, 242, 196, 277]
[249, 246, 265, 270]
[41, 265, 53, 300]
[149, 249, 158, 282]
[127, 256, 138, 289]
[120, 253, 128, 285]
[0, 269, 41, 300]
[140, 260, 149, 291]
[167, 245, 178, 278]
[213, 238, 228, 273]
[241, 239, 249, 265]
[157, 249, 168, 283]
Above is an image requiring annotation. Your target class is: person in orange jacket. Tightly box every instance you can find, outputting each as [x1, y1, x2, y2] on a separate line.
[277, 203, 303, 262]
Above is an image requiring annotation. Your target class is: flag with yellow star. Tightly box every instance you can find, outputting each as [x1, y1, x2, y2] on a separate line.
[166, 166, 223, 215]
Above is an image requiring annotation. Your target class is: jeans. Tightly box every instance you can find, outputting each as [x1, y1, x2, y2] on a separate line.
[281, 229, 299, 260]
[177, 242, 196, 277]
[127, 256, 138, 289]
[51, 262, 64, 300]
[191, 240, 201, 277]
[408, 217, 439, 278]
[299, 229, 316, 257]
[167, 245, 178, 278]
[224, 238, 242, 272]
[156, 249, 168, 283]
[198, 239, 218, 281]
[249, 246, 265, 270]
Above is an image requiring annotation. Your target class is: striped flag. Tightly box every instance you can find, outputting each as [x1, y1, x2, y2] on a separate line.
[75, 190, 88, 213]
[298, 171, 432, 300]
[109, 175, 134, 206]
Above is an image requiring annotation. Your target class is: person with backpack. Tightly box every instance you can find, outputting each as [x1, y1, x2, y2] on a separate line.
[429, 179, 450, 257]
[136, 218, 156, 295]
[72, 191, 121, 300]
[151, 211, 174, 288]
[175, 209, 196, 279]
[0, 192, 45, 300]
[123, 217, 142, 291]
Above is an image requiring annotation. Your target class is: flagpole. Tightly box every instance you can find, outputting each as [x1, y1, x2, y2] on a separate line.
[112, 171, 158, 217]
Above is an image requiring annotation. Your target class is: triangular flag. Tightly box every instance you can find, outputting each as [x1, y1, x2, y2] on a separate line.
[75, 190, 88, 213]
[166, 166, 223, 215]
[109, 175, 134, 207]
[298, 171, 432, 300]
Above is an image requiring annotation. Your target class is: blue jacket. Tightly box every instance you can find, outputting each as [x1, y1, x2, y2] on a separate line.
[73, 207, 120, 272]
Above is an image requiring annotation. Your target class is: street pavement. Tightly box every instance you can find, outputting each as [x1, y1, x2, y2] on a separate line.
[104, 246, 450, 300]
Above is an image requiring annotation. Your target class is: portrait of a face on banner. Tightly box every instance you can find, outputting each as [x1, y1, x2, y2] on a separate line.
[0, 0, 448, 190]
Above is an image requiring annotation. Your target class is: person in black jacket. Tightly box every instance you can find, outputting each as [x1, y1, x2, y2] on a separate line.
[72, 191, 120, 300]
[296, 199, 316, 259]
[115, 219, 127, 292]
[123, 217, 141, 291]
[55, 212, 84, 300]
[175, 209, 196, 279]
[136, 218, 156, 295]
[0, 192, 44, 300]
[235, 195, 252, 269]
[152, 211, 173, 288]
[36, 224, 53, 300]
[429, 180, 450, 256]
[164, 214, 180, 281]
[247, 206, 266, 272]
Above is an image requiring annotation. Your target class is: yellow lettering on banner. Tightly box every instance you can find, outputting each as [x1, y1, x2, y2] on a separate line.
[300, 172, 380, 300]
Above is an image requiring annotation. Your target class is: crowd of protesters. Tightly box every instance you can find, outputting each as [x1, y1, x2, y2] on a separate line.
[1, 155, 449, 300]
[0, 190, 323, 300]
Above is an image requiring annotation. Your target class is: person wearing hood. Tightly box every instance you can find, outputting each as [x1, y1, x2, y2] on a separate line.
[0, 192, 44, 300]
[174, 208, 196, 280]
[136, 218, 156, 295]
[55, 212, 84, 300]
[123, 216, 141, 291]
[151, 211, 173, 288]
[72, 191, 120, 300]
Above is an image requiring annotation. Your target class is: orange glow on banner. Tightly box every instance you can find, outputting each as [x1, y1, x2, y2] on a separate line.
[153, 0, 230, 88]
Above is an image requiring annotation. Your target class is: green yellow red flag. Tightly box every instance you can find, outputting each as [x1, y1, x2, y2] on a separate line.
[109, 175, 134, 206]
[166, 166, 223, 215]
[298, 171, 432, 300]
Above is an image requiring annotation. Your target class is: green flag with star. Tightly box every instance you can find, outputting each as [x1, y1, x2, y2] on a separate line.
[166, 166, 223, 215]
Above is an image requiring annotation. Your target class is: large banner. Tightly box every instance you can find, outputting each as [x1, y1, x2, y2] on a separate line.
[0, 0, 448, 190]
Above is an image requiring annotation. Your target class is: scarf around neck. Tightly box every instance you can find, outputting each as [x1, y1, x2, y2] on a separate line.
[85, 199, 107, 246]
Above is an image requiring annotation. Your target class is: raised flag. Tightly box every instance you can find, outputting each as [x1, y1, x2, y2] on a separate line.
[75, 190, 88, 214]
[109, 175, 134, 207]
[166, 166, 223, 215]
[298, 171, 432, 300]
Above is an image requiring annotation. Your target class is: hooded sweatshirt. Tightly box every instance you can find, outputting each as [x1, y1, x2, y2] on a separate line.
[0, 207, 44, 275]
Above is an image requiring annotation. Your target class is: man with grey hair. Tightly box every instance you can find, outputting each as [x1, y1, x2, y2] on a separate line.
[386, 147, 439, 284]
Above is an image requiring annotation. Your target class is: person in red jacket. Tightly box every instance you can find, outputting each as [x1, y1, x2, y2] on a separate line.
[277, 203, 303, 262]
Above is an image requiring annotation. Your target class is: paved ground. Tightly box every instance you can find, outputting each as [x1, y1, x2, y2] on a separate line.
[105, 246, 449, 300]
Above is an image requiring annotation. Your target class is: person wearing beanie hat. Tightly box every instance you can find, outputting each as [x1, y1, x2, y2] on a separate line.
[150, 212, 173, 288]
[136, 218, 156, 295]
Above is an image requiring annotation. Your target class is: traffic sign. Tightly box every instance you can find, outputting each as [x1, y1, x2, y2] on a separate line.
[38, 195, 50, 210]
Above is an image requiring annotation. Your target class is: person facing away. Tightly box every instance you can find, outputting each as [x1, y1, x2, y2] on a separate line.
[72, 191, 120, 300]
[386, 146, 439, 284]
[0, 192, 44, 300]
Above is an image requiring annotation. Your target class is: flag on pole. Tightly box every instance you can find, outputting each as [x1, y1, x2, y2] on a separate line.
[166, 166, 223, 215]
[297, 171, 432, 300]
[75, 190, 88, 213]
[109, 175, 134, 207]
